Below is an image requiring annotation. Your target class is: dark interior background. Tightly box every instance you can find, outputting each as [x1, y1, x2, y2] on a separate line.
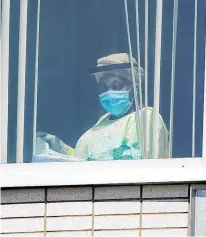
[7, 0, 205, 162]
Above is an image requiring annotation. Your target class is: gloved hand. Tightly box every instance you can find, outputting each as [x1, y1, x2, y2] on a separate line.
[36, 132, 74, 155]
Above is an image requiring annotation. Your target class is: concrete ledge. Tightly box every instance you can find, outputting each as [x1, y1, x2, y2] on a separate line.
[1, 158, 206, 188]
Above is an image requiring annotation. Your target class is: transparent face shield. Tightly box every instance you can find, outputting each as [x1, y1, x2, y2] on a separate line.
[97, 76, 133, 98]
[90, 63, 144, 95]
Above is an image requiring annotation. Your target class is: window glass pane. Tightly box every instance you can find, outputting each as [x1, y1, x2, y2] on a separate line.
[159, 0, 205, 158]
[7, 0, 20, 163]
[5, 0, 205, 162]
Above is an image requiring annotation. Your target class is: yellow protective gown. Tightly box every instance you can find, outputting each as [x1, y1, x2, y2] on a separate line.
[75, 107, 169, 161]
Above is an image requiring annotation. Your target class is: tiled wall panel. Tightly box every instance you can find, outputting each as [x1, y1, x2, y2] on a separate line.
[94, 230, 140, 236]
[94, 201, 140, 215]
[46, 216, 92, 231]
[142, 213, 188, 228]
[1, 218, 44, 233]
[142, 200, 188, 213]
[1, 203, 44, 218]
[141, 228, 188, 236]
[46, 231, 92, 237]
[1, 234, 44, 237]
[1, 184, 191, 235]
[1, 189, 45, 204]
[143, 184, 188, 198]
[47, 187, 92, 201]
[94, 186, 140, 200]
[94, 215, 140, 230]
[47, 202, 92, 216]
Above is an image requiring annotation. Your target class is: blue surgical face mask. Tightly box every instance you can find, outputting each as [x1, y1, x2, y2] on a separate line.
[99, 90, 133, 117]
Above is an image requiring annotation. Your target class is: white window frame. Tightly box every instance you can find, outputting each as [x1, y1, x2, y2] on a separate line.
[0, 0, 206, 174]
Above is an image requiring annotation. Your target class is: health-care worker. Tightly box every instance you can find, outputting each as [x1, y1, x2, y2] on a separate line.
[38, 53, 169, 160]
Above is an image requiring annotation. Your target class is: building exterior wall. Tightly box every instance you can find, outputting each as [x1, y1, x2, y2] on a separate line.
[1, 183, 196, 236]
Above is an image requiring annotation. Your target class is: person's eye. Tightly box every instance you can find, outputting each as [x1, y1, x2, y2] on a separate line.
[112, 84, 119, 90]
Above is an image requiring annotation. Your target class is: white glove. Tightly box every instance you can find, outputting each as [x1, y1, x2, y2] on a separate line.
[36, 132, 69, 154]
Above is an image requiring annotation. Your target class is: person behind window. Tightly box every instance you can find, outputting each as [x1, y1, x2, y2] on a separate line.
[75, 53, 169, 160]
[38, 53, 169, 161]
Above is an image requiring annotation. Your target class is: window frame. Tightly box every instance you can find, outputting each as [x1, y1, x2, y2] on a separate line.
[189, 184, 206, 236]
[1, 0, 206, 164]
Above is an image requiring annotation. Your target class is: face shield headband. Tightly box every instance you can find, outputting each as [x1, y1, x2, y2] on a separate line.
[89, 62, 144, 87]
[90, 63, 138, 78]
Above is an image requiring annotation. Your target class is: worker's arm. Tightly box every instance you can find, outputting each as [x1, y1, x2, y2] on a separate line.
[36, 132, 74, 156]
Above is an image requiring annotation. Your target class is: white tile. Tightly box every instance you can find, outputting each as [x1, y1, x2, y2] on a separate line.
[142, 200, 188, 213]
[142, 213, 188, 228]
[94, 230, 139, 236]
[94, 186, 140, 200]
[94, 215, 140, 230]
[2, 234, 44, 237]
[94, 202, 140, 215]
[47, 202, 92, 216]
[1, 203, 45, 218]
[46, 216, 92, 231]
[141, 228, 188, 236]
[143, 185, 188, 199]
[46, 231, 92, 236]
[2, 189, 45, 203]
[1, 218, 44, 233]
[47, 187, 92, 201]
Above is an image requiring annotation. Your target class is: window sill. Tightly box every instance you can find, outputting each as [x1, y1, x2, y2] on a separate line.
[1, 158, 206, 188]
